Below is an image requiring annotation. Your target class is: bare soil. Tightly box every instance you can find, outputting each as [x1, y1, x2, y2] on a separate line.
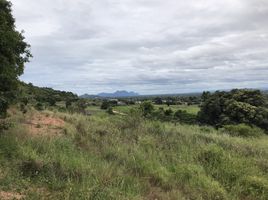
[24, 113, 65, 137]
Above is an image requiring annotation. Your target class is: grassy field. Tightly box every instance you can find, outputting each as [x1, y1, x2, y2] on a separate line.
[114, 104, 200, 115]
[0, 106, 268, 199]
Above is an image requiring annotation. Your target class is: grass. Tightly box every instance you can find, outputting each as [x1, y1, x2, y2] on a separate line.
[113, 104, 200, 115]
[0, 106, 267, 199]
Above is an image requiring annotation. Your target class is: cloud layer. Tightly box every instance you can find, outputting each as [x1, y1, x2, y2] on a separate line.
[11, 0, 268, 94]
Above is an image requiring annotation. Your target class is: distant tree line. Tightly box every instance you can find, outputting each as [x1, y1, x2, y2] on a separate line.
[18, 82, 78, 107]
[139, 101, 197, 124]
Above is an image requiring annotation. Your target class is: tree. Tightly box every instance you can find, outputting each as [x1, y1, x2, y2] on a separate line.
[198, 89, 268, 131]
[101, 100, 110, 110]
[0, 0, 32, 117]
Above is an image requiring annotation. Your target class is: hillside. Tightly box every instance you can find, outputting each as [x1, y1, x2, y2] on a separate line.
[0, 105, 268, 199]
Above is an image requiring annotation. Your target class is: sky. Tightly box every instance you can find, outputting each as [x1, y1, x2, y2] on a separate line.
[11, 0, 268, 95]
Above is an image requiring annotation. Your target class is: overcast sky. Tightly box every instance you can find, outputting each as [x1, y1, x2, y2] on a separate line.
[11, 0, 268, 95]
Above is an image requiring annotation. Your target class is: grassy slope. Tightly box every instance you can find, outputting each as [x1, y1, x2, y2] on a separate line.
[0, 107, 268, 200]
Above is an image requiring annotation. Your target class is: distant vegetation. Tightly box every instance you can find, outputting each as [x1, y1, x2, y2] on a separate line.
[1, 1, 268, 199]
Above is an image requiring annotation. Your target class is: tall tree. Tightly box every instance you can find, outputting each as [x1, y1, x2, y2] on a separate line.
[0, 0, 31, 117]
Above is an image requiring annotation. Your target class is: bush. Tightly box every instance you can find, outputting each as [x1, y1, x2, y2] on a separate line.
[107, 107, 114, 115]
[35, 102, 44, 111]
[140, 101, 154, 117]
[174, 110, 197, 124]
[100, 101, 110, 110]
[221, 124, 264, 137]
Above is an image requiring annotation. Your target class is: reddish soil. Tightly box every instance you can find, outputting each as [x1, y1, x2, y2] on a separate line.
[25, 113, 65, 137]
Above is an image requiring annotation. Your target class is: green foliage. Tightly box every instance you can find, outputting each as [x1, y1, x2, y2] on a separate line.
[140, 101, 154, 116]
[221, 124, 264, 137]
[174, 110, 197, 124]
[35, 102, 44, 111]
[0, 0, 32, 117]
[198, 89, 268, 132]
[100, 100, 110, 110]
[18, 82, 78, 106]
[107, 107, 114, 115]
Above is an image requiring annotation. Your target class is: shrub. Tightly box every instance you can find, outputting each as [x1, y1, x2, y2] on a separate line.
[140, 101, 154, 117]
[221, 124, 264, 137]
[174, 110, 197, 124]
[107, 107, 114, 115]
[35, 102, 44, 111]
[100, 101, 110, 110]
[164, 108, 173, 116]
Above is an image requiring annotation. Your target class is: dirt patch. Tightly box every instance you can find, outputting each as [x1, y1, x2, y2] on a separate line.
[25, 113, 65, 137]
[0, 191, 24, 200]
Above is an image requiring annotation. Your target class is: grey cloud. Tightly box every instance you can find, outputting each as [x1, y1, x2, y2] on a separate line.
[11, 0, 268, 94]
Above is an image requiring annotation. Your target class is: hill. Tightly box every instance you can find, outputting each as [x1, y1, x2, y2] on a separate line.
[0, 104, 268, 199]
[81, 90, 140, 98]
[98, 90, 139, 97]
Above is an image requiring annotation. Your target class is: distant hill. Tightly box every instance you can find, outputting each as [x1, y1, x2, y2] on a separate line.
[98, 90, 139, 98]
[79, 94, 99, 99]
[80, 91, 140, 98]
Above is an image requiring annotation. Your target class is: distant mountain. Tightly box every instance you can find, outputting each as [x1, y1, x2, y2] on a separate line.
[98, 90, 139, 98]
[80, 90, 140, 99]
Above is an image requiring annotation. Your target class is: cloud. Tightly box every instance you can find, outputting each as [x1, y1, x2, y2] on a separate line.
[11, 0, 268, 94]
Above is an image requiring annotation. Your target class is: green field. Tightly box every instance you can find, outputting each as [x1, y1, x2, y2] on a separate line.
[113, 104, 200, 115]
[0, 106, 267, 199]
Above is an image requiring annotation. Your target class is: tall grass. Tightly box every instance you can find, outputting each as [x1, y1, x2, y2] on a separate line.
[0, 108, 267, 199]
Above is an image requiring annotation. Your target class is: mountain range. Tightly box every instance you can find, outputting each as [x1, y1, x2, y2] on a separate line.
[80, 90, 140, 98]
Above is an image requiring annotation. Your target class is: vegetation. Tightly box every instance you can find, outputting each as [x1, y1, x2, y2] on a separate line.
[1, 1, 268, 199]
[198, 89, 268, 132]
[0, 0, 31, 118]
[0, 105, 268, 199]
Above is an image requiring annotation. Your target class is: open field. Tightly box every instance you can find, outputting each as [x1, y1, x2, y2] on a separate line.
[0, 106, 267, 199]
[113, 104, 200, 115]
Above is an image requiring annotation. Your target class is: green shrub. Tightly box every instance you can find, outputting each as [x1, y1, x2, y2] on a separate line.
[100, 101, 110, 110]
[174, 110, 197, 124]
[35, 102, 44, 111]
[107, 107, 114, 115]
[140, 101, 154, 117]
[221, 124, 264, 137]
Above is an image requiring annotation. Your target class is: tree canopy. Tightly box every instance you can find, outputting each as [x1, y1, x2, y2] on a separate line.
[198, 89, 268, 131]
[0, 0, 31, 117]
